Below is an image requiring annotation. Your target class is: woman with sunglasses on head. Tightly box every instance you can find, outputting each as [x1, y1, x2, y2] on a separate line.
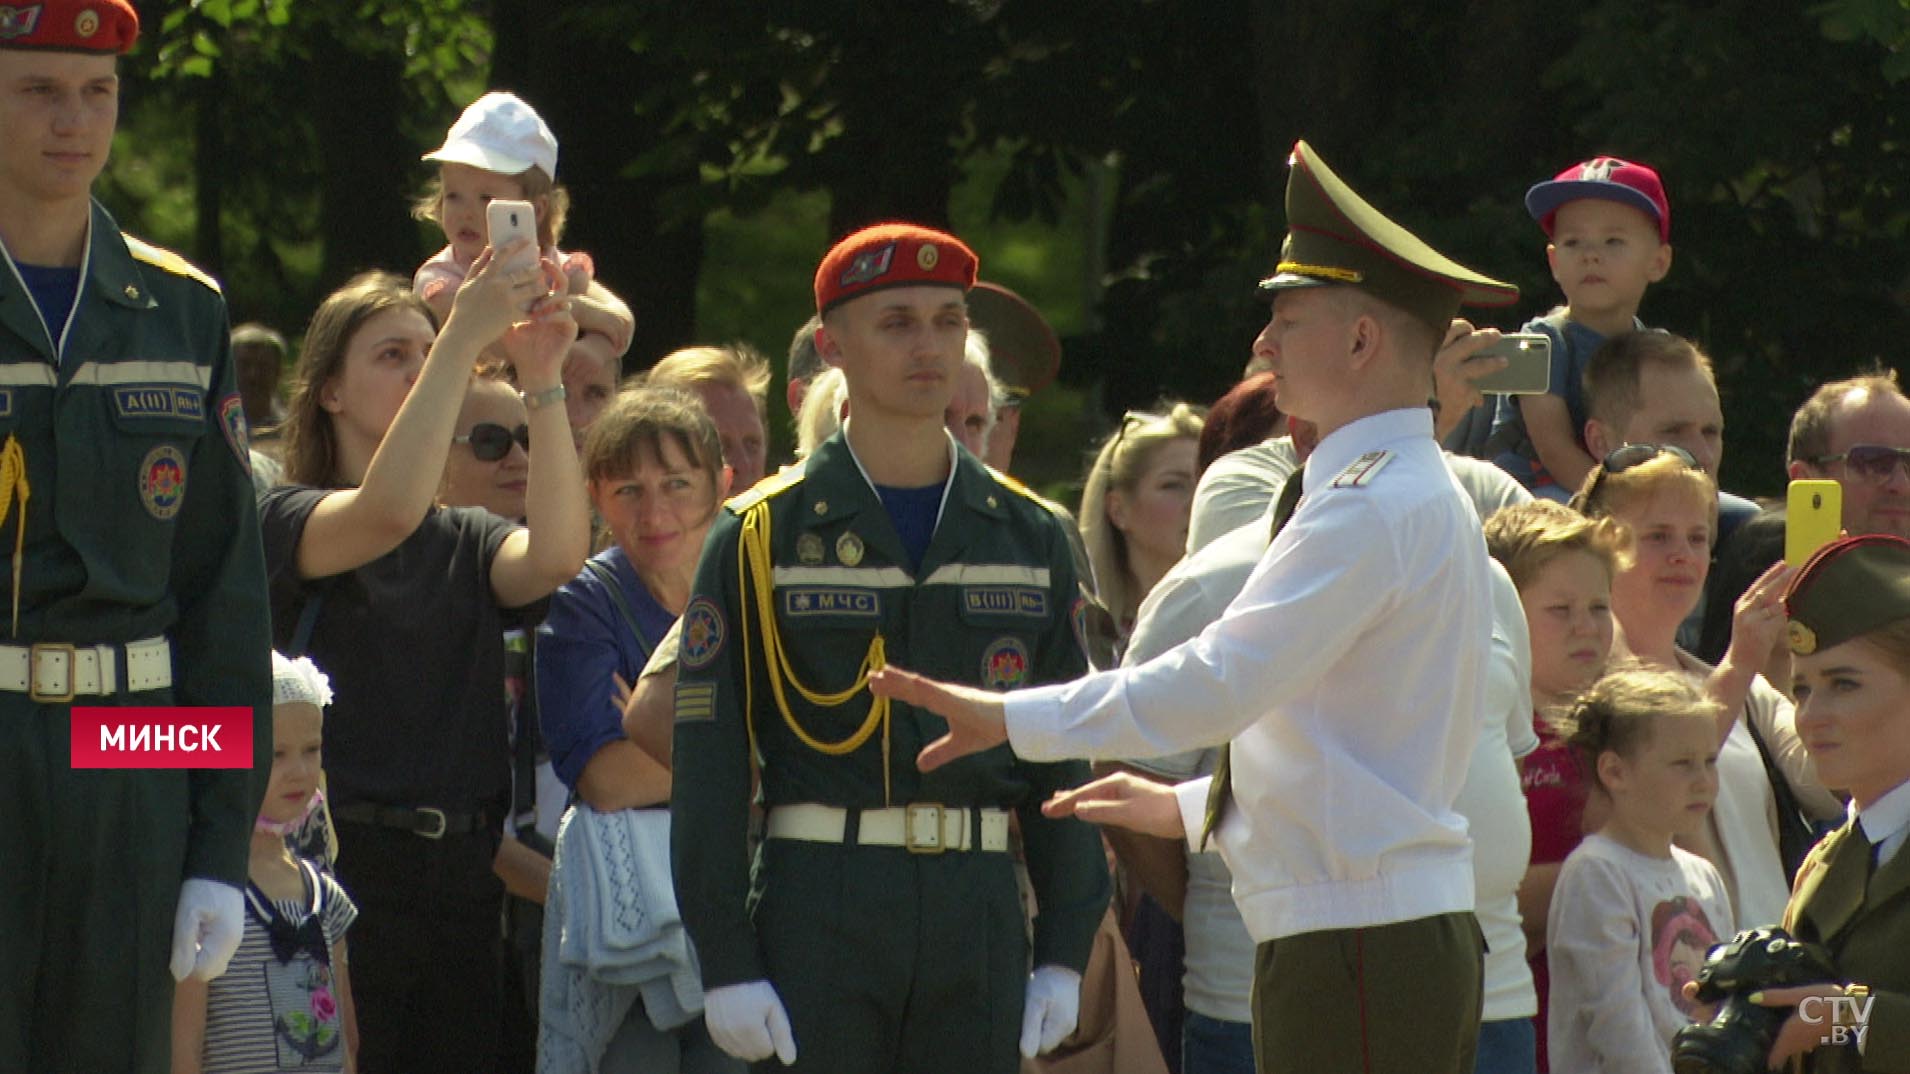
[265, 259, 591, 1074]
[1079, 404, 1205, 668]
[532, 387, 739, 1073]
[1571, 446, 1840, 934]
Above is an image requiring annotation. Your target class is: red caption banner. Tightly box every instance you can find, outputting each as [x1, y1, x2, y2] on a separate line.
[71, 707, 253, 769]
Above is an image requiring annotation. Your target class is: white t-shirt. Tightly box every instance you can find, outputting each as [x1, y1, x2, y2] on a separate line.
[1546, 832, 1734, 1074]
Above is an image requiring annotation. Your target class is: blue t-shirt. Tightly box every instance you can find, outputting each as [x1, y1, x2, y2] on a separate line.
[875, 482, 946, 574]
[1488, 311, 1647, 492]
[16, 262, 81, 347]
[535, 545, 676, 789]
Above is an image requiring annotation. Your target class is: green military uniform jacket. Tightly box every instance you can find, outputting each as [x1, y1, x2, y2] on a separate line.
[0, 201, 273, 888]
[671, 431, 1109, 988]
[1785, 817, 1910, 1073]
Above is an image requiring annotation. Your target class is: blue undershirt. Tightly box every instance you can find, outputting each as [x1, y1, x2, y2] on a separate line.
[875, 482, 945, 574]
[15, 262, 81, 347]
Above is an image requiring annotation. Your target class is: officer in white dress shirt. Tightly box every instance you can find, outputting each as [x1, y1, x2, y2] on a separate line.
[870, 138, 1522, 1074]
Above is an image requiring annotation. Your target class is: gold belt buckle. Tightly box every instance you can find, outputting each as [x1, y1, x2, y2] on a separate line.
[28, 642, 77, 704]
[906, 803, 946, 854]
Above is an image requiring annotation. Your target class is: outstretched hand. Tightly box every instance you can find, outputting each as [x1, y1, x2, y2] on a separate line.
[866, 666, 1008, 771]
[1041, 771, 1187, 840]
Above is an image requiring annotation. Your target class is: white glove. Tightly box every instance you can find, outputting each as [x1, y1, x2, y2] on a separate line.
[703, 979, 798, 1064]
[169, 878, 245, 982]
[1019, 964, 1083, 1058]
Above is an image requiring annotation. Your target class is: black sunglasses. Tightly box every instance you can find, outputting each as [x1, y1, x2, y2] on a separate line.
[1581, 443, 1699, 507]
[1811, 443, 1910, 484]
[453, 422, 530, 462]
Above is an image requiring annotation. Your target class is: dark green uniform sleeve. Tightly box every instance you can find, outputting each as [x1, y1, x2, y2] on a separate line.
[168, 314, 273, 888]
[670, 508, 765, 987]
[1015, 517, 1109, 973]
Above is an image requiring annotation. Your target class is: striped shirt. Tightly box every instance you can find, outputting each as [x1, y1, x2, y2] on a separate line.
[200, 860, 357, 1073]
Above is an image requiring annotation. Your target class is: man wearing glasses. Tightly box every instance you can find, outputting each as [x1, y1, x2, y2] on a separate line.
[1787, 371, 1910, 538]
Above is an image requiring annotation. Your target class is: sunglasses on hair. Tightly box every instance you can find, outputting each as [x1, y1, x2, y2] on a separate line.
[453, 422, 530, 462]
[1581, 443, 1699, 506]
[1810, 443, 1910, 484]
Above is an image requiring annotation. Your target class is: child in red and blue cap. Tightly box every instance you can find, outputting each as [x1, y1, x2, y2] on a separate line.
[1488, 158, 1674, 500]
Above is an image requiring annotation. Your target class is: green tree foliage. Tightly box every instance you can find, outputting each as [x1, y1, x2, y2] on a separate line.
[114, 1, 1908, 493]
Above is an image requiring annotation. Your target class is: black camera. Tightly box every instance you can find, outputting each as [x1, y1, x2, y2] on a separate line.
[1671, 927, 1840, 1074]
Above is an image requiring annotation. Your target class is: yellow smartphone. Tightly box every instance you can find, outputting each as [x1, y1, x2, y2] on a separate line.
[1786, 479, 1843, 566]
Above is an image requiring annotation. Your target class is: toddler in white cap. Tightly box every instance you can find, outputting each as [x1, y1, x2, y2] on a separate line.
[410, 92, 635, 357]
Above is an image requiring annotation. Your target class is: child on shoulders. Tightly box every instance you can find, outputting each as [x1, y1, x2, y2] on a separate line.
[412, 91, 634, 358]
[1489, 157, 1673, 500]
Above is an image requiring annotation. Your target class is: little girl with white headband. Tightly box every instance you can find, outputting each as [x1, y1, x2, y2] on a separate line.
[172, 653, 362, 1073]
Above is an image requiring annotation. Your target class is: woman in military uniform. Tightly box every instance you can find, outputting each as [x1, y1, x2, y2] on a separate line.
[1743, 534, 1910, 1073]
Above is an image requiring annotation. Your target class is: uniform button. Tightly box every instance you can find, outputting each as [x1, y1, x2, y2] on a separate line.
[986, 495, 999, 509]
[124, 284, 141, 300]
[813, 501, 828, 515]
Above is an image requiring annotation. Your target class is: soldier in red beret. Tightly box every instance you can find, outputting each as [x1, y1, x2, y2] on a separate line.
[0, 3, 275, 1071]
[671, 223, 1110, 1073]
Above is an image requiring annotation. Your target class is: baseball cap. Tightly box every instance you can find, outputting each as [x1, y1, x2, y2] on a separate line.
[422, 91, 558, 179]
[1525, 157, 1670, 242]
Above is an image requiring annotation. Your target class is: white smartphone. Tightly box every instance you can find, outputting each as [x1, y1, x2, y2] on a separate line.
[485, 199, 538, 274]
[1468, 333, 1552, 395]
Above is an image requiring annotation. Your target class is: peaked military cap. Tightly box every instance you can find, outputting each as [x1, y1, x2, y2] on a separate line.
[967, 281, 1060, 401]
[1258, 140, 1519, 336]
[1784, 534, 1910, 656]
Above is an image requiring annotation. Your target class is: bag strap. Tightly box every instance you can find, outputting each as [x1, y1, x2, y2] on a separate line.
[288, 591, 323, 657]
[1740, 700, 1813, 872]
[582, 558, 655, 664]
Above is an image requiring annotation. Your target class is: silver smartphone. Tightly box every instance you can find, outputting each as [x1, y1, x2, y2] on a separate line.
[1468, 333, 1552, 395]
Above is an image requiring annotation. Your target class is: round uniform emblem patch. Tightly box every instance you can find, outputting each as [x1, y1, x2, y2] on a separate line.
[139, 445, 188, 520]
[681, 597, 727, 670]
[76, 9, 99, 37]
[916, 243, 940, 270]
[981, 636, 1030, 689]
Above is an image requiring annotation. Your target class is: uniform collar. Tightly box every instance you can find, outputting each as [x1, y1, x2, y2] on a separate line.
[1855, 776, 1910, 867]
[796, 429, 1010, 573]
[0, 200, 156, 363]
[1302, 408, 1434, 495]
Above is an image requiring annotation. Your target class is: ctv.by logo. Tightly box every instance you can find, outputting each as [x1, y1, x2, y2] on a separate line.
[1799, 993, 1873, 1048]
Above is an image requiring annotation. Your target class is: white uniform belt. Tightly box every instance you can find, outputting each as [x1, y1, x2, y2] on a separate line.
[0, 636, 173, 702]
[766, 803, 1011, 854]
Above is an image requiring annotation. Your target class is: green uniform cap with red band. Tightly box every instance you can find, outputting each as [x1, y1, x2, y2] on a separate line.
[1783, 534, 1910, 656]
[1257, 140, 1518, 336]
[814, 223, 979, 316]
[0, 0, 138, 54]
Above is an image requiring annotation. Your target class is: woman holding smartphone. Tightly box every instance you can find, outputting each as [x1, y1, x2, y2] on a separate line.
[262, 249, 590, 1074]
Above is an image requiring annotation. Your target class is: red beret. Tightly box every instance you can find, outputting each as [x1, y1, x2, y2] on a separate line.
[0, 0, 139, 54]
[814, 223, 978, 315]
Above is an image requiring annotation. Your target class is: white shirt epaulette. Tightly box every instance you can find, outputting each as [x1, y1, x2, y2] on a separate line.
[1330, 449, 1394, 489]
[123, 235, 222, 294]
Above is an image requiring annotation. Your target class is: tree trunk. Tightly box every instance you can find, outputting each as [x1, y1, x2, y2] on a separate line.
[311, 32, 421, 292]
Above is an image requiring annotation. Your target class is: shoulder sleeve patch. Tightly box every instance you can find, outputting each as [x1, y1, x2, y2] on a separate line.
[1330, 450, 1395, 489]
[725, 464, 804, 512]
[122, 235, 222, 294]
